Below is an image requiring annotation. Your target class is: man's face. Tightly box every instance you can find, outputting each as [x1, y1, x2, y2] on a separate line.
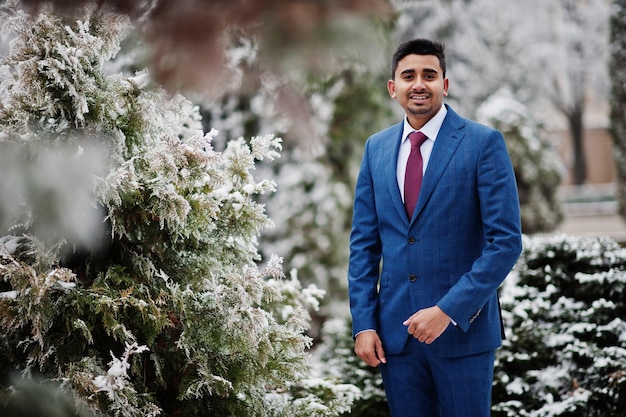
[387, 54, 449, 130]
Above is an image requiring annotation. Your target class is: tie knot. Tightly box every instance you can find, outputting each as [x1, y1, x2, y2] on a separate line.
[409, 131, 428, 148]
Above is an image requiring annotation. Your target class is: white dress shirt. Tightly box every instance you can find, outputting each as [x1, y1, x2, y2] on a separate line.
[396, 104, 448, 203]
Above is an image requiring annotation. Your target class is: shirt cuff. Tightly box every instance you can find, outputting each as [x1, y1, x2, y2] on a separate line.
[354, 329, 377, 338]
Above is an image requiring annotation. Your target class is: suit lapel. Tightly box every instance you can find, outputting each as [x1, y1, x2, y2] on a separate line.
[411, 107, 466, 223]
[383, 124, 410, 225]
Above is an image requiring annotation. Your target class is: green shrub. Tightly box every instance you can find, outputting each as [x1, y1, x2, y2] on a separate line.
[493, 234, 626, 417]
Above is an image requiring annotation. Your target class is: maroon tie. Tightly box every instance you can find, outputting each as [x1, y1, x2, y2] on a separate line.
[404, 131, 428, 218]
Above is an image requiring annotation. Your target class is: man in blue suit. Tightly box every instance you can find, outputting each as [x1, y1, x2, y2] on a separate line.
[348, 38, 522, 416]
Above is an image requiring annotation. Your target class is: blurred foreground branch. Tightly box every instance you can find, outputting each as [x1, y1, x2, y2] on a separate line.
[13, 0, 394, 93]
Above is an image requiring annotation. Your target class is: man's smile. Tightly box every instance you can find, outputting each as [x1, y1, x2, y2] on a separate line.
[409, 93, 430, 103]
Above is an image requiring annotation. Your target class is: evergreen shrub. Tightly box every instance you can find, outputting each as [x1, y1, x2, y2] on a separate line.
[493, 233, 626, 417]
[0, 4, 356, 416]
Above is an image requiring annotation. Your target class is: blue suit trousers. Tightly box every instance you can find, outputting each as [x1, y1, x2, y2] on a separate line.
[380, 337, 495, 417]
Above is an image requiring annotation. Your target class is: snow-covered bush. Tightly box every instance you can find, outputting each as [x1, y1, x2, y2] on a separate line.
[493, 233, 626, 417]
[314, 317, 389, 417]
[0, 3, 353, 416]
[202, 55, 395, 336]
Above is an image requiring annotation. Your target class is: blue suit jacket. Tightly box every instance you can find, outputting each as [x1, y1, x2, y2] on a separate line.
[348, 105, 522, 358]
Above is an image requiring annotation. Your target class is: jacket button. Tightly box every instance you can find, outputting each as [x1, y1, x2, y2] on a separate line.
[408, 274, 417, 282]
[408, 237, 415, 244]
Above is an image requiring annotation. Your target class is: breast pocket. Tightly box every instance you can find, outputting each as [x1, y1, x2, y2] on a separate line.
[438, 169, 468, 186]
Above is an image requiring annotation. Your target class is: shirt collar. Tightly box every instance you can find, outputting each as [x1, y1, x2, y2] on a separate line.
[402, 104, 448, 143]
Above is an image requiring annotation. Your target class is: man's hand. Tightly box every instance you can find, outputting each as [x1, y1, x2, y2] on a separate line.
[403, 306, 451, 344]
[354, 330, 387, 367]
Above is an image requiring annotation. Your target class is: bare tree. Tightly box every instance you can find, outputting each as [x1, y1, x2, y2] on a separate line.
[538, 0, 609, 185]
[610, 0, 626, 218]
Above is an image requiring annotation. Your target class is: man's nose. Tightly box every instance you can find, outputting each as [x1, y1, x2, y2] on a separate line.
[411, 76, 425, 89]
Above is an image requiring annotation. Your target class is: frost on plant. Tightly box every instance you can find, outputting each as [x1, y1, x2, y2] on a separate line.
[493, 234, 626, 417]
[87, 343, 160, 417]
[0, 3, 350, 417]
[93, 343, 150, 400]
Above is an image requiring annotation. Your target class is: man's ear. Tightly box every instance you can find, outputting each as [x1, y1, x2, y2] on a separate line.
[443, 78, 449, 96]
[387, 79, 396, 99]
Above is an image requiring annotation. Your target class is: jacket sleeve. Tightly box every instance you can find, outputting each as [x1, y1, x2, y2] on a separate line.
[436, 128, 522, 332]
[348, 138, 383, 337]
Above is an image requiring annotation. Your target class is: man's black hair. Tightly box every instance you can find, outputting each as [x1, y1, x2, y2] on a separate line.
[391, 38, 446, 79]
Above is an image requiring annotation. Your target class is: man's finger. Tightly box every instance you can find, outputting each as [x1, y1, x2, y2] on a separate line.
[375, 339, 387, 364]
